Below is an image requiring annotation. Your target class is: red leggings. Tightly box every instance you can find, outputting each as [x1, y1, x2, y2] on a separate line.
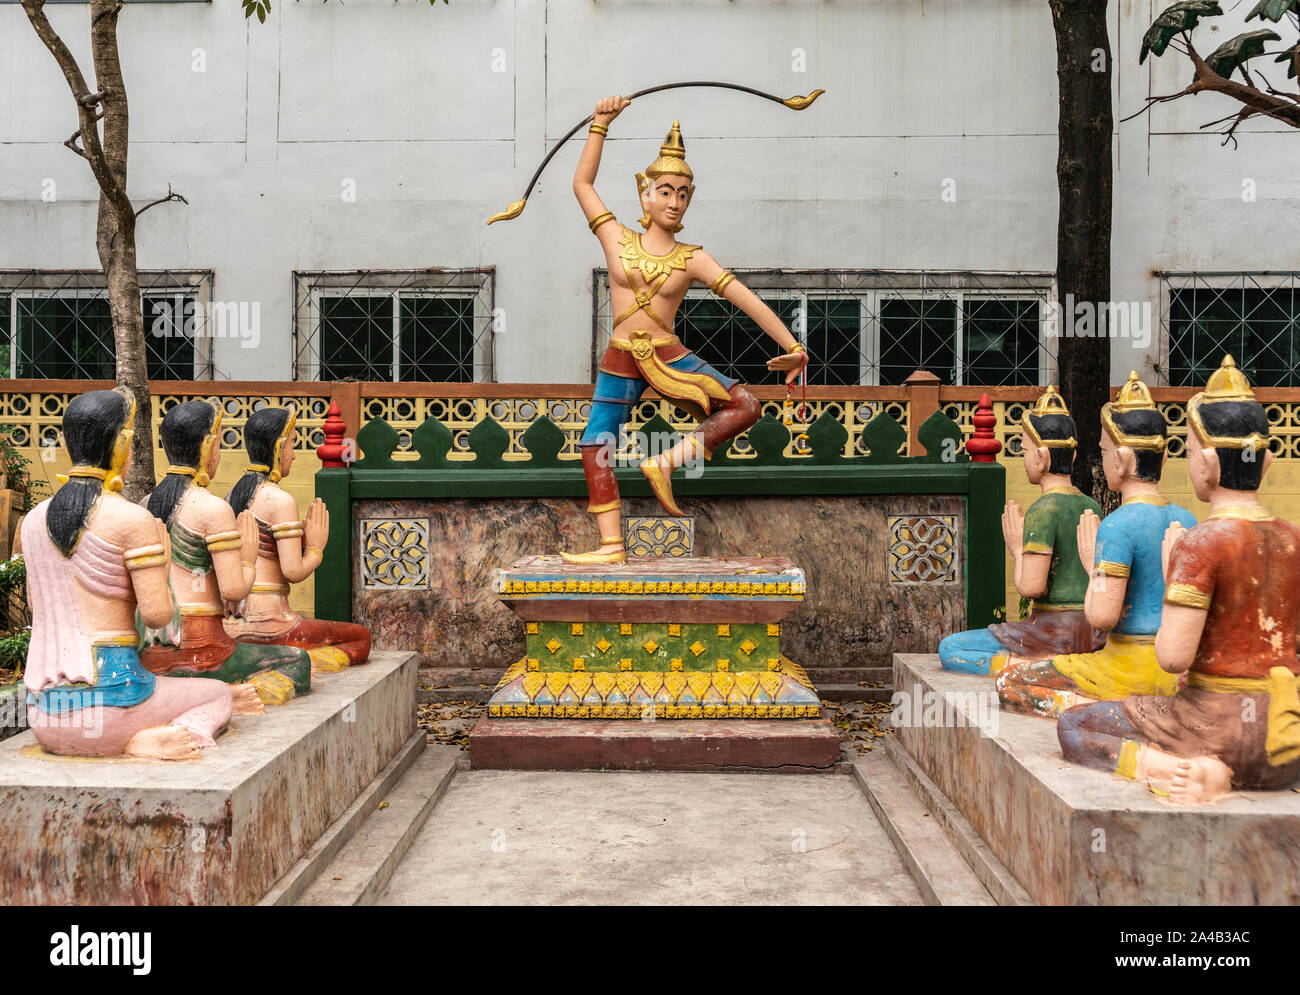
[243, 616, 372, 666]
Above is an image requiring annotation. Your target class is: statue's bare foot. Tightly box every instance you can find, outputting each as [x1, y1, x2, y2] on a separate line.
[230, 683, 265, 715]
[308, 646, 351, 674]
[123, 725, 203, 761]
[559, 539, 626, 565]
[1167, 756, 1233, 806]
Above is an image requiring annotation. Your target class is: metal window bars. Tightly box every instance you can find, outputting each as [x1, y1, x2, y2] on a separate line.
[1157, 272, 1300, 388]
[292, 269, 496, 382]
[0, 269, 214, 380]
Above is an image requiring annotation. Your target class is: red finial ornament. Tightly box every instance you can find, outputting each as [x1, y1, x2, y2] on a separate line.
[317, 399, 348, 468]
[965, 393, 1002, 463]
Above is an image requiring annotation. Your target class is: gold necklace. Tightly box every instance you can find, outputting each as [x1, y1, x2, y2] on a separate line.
[618, 227, 699, 283]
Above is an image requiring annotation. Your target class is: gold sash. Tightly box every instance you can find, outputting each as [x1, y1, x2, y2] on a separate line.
[619, 329, 731, 415]
[1188, 668, 1300, 766]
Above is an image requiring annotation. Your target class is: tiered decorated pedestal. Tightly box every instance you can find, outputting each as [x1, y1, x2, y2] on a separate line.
[469, 556, 839, 772]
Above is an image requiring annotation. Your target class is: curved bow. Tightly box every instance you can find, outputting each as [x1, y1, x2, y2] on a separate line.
[486, 82, 825, 225]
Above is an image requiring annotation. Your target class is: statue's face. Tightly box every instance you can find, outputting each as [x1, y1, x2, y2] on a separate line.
[279, 434, 295, 478]
[1099, 431, 1125, 491]
[1186, 430, 1217, 503]
[641, 175, 692, 231]
[1021, 434, 1046, 485]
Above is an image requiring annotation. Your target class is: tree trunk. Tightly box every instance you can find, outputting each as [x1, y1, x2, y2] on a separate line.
[90, 0, 153, 500]
[1050, 0, 1112, 503]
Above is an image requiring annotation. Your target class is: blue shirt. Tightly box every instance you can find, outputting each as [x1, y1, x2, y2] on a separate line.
[1094, 497, 1198, 635]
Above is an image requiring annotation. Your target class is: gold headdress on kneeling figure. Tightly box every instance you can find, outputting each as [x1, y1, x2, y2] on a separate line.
[60, 393, 136, 492]
[1020, 385, 1077, 450]
[637, 121, 694, 232]
[1101, 371, 1166, 452]
[246, 409, 297, 484]
[1187, 355, 1271, 452]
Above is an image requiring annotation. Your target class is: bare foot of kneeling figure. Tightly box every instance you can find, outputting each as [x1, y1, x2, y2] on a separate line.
[1168, 756, 1233, 805]
[230, 683, 266, 715]
[123, 725, 204, 762]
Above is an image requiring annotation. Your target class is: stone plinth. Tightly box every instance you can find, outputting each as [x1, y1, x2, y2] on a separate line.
[892, 653, 1300, 905]
[485, 555, 820, 719]
[0, 651, 416, 906]
[470, 717, 840, 772]
[353, 494, 968, 671]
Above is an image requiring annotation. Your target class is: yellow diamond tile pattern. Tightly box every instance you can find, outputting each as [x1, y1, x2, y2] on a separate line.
[546, 638, 562, 654]
[690, 641, 706, 657]
[595, 638, 612, 654]
[642, 639, 659, 655]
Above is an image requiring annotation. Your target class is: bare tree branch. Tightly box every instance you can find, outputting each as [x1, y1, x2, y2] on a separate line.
[134, 184, 189, 219]
[18, 0, 132, 215]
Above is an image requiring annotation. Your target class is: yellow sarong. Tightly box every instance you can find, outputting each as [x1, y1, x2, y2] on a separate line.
[1052, 632, 1180, 700]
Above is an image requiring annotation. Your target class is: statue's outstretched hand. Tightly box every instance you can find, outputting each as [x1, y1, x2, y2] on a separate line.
[1161, 521, 1186, 577]
[766, 351, 809, 385]
[1076, 509, 1101, 573]
[593, 95, 631, 125]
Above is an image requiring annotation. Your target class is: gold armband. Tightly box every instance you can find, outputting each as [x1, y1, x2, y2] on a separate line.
[1165, 583, 1211, 611]
[1022, 542, 1052, 555]
[305, 545, 324, 557]
[588, 210, 616, 233]
[124, 543, 168, 571]
[1096, 560, 1131, 579]
[589, 122, 609, 136]
[786, 341, 806, 355]
[709, 270, 735, 296]
[205, 530, 243, 554]
[271, 522, 305, 541]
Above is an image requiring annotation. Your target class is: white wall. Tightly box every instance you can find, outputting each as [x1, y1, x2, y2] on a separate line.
[1, 0, 1296, 383]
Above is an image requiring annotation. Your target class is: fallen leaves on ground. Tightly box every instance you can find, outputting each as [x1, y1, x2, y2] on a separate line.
[822, 699, 894, 757]
[418, 699, 485, 751]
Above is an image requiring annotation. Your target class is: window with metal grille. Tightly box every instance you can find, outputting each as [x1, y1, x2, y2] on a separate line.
[1158, 273, 1300, 387]
[293, 270, 495, 382]
[0, 270, 214, 380]
[593, 270, 1054, 386]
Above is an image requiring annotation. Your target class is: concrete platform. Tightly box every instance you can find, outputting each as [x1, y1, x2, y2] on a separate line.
[892, 653, 1300, 905]
[376, 769, 923, 905]
[470, 715, 841, 772]
[0, 650, 416, 905]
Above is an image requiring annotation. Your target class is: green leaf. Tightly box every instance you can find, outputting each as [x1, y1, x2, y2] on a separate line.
[1274, 42, 1300, 78]
[1140, 0, 1224, 63]
[1205, 28, 1282, 77]
[257, 5, 266, 24]
[1245, 0, 1300, 23]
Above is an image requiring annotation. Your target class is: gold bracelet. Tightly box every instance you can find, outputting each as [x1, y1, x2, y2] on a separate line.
[305, 546, 324, 557]
[589, 122, 609, 136]
[241, 560, 255, 570]
[786, 342, 806, 355]
[588, 210, 616, 234]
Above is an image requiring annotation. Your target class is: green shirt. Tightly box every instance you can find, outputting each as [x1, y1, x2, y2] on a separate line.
[1020, 486, 1101, 609]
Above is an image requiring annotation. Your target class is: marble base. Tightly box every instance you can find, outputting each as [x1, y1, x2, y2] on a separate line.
[892, 653, 1300, 905]
[469, 715, 840, 772]
[354, 495, 967, 670]
[0, 651, 416, 905]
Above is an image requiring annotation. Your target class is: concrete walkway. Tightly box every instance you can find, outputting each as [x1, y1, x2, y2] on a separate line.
[377, 769, 923, 905]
